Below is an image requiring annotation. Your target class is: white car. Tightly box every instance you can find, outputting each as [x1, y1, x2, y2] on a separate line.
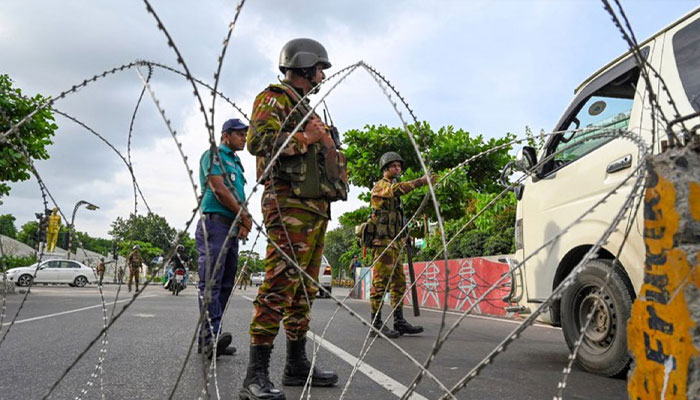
[251, 271, 265, 287]
[6, 259, 94, 287]
[317, 256, 332, 298]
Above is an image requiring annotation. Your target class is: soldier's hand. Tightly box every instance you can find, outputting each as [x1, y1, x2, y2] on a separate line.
[302, 117, 328, 144]
[421, 173, 437, 186]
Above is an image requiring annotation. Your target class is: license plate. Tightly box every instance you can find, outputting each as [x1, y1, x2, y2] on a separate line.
[176, 275, 183, 282]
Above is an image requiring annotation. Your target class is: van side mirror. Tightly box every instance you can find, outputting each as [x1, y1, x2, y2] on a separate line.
[515, 146, 538, 171]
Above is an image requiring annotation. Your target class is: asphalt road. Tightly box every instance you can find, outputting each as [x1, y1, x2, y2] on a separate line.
[0, 284, 627, 399]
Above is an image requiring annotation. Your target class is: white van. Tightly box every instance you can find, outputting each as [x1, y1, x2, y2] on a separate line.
[503, 7, 700, 376]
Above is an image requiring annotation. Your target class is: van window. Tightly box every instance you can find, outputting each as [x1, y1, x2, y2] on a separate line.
[554, 96, 633, 164]
[673, 18, 700, 112]
[544, 66, 639, 173]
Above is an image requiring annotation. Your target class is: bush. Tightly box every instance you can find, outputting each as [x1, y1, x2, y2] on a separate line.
[483, 235, 513, 256]
[2, 254, 38, 270]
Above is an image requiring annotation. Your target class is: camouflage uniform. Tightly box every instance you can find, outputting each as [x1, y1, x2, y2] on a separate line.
[247, 80, 330, 345]
[127, 250, 143, 291]
[369, 176, 423, 314]
[96, 261, 106, 285]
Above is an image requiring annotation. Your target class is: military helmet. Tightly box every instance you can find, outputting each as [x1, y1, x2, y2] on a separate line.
[279, 38, 331, 73]
[133, 244, 140, 250]
[176, 244, 185, 252]
[379, 151, 405, 171]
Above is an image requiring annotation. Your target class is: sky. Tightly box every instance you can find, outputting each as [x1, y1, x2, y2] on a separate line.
[1, 0, 697, 255]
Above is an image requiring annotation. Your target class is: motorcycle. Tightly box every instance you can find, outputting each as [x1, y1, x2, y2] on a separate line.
[166, 266, 187, 296]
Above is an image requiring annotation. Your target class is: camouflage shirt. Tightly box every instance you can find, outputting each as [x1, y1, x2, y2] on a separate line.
[128, 251, 143, 268]
[370, 176, 423, 247]
[247, 80, 329, 218]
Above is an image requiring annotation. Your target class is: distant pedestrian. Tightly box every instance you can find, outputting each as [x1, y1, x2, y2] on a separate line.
[96, 257, 106, 286]
[118, 267, 124, 284]
[348, 255, 362, 284]
[127, 245, 143, 293]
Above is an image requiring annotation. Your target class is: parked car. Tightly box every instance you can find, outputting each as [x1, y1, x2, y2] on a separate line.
[317, 256, 332, 298]
[251, 271, 265, 287]
[6, 259, 94, 287]
[501, 7, 700, 377]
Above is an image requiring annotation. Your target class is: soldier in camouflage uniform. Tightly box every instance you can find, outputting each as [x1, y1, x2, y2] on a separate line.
[127, 245, 143, 293]
[241, 38, 344, 400]
[369, 152, 433, 338]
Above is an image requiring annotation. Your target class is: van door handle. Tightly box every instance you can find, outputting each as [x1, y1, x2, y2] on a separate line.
[606, 154, 632, 173]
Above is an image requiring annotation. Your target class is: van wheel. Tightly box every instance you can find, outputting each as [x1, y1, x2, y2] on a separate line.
[560, 259, 632, 377]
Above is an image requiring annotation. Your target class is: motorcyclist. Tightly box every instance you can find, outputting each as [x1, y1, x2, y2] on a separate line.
[168, 245, 189, 290]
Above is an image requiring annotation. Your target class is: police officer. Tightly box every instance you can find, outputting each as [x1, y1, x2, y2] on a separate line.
[241, 38, 346, 400]
[369, 152, 433, 338]
[96, 257, 106, 286]
[127, 245, 143, 293]
[196, 118, 252, 359]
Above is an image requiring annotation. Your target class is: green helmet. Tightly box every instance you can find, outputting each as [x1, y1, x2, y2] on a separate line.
[279, 38, 331, 73]
[379, 152, 404, 171]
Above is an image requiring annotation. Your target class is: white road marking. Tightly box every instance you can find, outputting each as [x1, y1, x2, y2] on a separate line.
[240, 295, 428, 400]
[1, 294, 158, 326]
[133, 313, 155, 318]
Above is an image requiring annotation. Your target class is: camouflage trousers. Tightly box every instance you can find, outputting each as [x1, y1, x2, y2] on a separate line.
[128, 266, 140, 291]
[370, 245, 406, 314]
[249, 207, 328, 344]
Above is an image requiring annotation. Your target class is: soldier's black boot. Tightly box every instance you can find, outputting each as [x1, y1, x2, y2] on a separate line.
[240, 344, 285, 400]
[393, 308, 424, 335]
[282, 337, 338, 387]
[370, 311, 400, 338]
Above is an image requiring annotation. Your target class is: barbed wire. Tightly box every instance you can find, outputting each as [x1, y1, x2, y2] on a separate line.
[3, 2, 699, 400]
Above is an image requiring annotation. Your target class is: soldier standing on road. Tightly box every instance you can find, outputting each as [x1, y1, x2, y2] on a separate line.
[127, 245, 143, 293]
[118, 266, 124, 284]
[369, 152, 433, 338]
[196, 118, 252, 359]
[241, 38, 347, 400]
[96, 257, 106, 286]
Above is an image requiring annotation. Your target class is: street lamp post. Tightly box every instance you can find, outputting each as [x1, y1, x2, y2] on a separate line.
[66, 200, 99, 260]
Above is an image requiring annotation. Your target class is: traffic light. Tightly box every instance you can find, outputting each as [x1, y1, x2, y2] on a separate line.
[38, 215, 48, 242]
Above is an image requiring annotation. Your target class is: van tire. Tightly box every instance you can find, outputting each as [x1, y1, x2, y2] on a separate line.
[560, 259, 632, 377]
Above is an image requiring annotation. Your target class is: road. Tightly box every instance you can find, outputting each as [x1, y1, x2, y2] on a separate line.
[0, 284, 627, 399]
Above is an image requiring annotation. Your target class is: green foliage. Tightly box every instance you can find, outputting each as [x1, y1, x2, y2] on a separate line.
[338, 206, 370, 228]
[1, 254, 38, 270]
[0, 74, 57, 198]
[415, 192, 516, 260]
[118, 240, 162, 266]
[0, 214, 18, 238]
[238, 250, 264, 273]
[344, 122, 515, 221]
[16, 221, 39, 249]
[109, 212, 177, 252]
[324, 225, 355, 274]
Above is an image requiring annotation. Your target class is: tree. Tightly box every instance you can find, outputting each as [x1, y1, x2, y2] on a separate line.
[0, 214, 17, 238]
[118, 240, 162, 267]
[0, 74, 57, 198]
[109, 212, 177, 252]
[344, 122, 515, 221]
[16, 221, 39, 249]
[238, 250, 264, 273]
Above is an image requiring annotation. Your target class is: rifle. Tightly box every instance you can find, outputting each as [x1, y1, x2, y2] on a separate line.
[404, 221, 420, 317]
